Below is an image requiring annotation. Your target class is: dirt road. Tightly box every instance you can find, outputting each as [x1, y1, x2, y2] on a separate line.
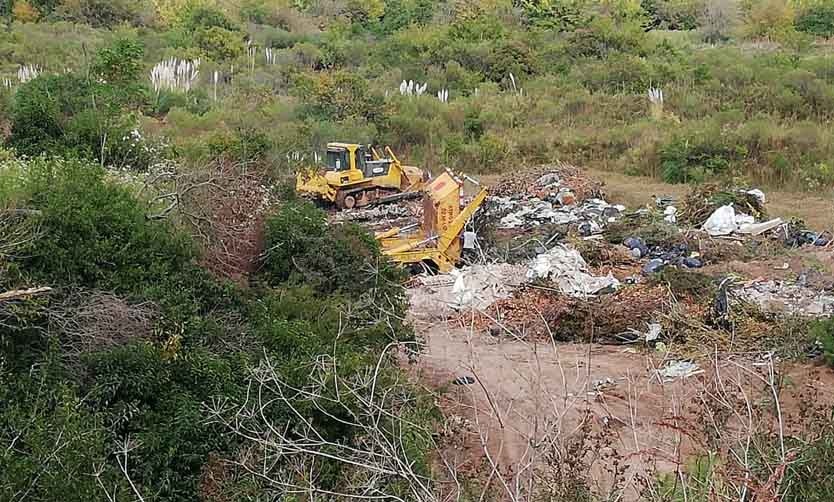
[413, 317, 834, 501]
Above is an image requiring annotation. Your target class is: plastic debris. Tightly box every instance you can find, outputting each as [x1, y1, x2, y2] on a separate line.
[734, 280, 834, 317]
[658, 360, 703, 381]
[642, 258, 666, 275]
[682, 257, 703, 268]
[453, 376, 475, 385]
[645, 322, 662, 342]
[527, 245, 620, 297]
[556, 190, 576, 206]
[738, 218, 784, 236]
[746, 188, 766, 204]
[409, 263, 527, 318]
[663, 206, 677, 224]
[491, 194, 622, 230]
[623, 237, 649, 258]
[702, 205, 767, 236]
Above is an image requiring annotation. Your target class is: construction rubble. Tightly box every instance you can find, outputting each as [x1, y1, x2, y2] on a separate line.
[527, 245, 620, 296]
[334, 163, 834, 358]
[735, 279, 834, 317]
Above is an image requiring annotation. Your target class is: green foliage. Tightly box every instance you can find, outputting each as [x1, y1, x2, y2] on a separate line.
[53, 0, 155, 27]
[263, 199, 406, 298]
[9, 158, 195, 292]
[193, 25, 245, 60]
[239, 0, 271, 24]
[8, 56, 151, 169]
[180, 5, 238, 32]
[93, 38, 145, 85]
[743, 0, 797, 41]
[0, 370, 133, 501]
[796, 2, 834, 37]
[782, 413, 834, 502]
[207, 127, 272, 161]
[811, 317, 834, 367]
[660, 130, 747, 183]
[294, 70, 386, 123]
[520, 0, 588, 30]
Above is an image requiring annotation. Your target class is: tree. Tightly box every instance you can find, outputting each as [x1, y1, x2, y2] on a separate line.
[12, 0, 41, 22]
[700, 0, 739, 42]
[93, 38, 145, 85]
[743, 0, 796, 41]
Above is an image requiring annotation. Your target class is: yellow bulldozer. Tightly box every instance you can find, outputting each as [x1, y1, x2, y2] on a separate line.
[375, 171, 488, 273]
[295, 142, 427, 209]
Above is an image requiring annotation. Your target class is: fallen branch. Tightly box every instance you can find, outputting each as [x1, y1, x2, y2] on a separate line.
[0, 287, 53, 302]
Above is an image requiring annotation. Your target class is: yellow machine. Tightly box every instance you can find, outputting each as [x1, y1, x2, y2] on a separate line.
[375, 171, 488, 272]
[295, 142, 427, 209]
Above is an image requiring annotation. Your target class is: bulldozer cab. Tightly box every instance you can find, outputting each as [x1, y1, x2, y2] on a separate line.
[325, 144, 360, 172]
[324, 143, 392, 179]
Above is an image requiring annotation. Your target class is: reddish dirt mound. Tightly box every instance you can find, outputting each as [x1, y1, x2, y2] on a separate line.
[468, 285, 669, 343]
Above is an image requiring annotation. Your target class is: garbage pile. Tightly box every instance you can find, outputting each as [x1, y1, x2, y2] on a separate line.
[620, 237, 704, 275]
[408, 262, 527, 319]
[527, 245, 620, 297]
[491, 195, 625, 232]
[330, 203, 416, 223]
[679, 184, 767, 226]
[701, 204, 784, 237]
[490, 162, 605, 201]
[734, 280, 834, 317]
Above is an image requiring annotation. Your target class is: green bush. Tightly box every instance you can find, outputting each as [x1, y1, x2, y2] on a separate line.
[262, 200, 406, 298]
[659, 130, 747, 183]
[53, 0, 155, 27]
[8, 39, 152, 168]
[294, 70, 386, 123]
[796, 2, 834, 37]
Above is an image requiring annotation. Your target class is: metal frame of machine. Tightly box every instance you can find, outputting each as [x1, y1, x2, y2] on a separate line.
[295, 143, 426, 209]
[375, 171, 488, 272]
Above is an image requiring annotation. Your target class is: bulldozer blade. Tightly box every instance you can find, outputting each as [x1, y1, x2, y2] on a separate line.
[370, 190, 422, 206]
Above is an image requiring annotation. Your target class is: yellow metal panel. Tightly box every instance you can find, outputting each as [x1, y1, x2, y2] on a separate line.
[425, 173, 458, 203]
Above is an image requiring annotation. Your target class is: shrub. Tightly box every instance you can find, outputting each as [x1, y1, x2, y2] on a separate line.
[294, 70, 386, 123]
[54, 0, 156, 27]
[659, 130, 746, 183]
[519, 0, 587, 30]
[12, 0, 41, 22]
[796, 2, 834, 38]
[92, 38, 145, 85]
[12, 158, 195, 292]
[193, 26, 245, 60]
[743, 0, 796, 41]
[262, 200, 406, 298]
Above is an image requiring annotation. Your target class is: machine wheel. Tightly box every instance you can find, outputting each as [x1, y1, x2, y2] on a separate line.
[343, 194, 356, 209]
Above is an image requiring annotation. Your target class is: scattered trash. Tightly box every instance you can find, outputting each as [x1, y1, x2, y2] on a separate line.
[491, 195, 622, 230]
[409, 263, 527, 318]
[702, 205, 740, 236]
[701, 204, 783, 237]
[654, 195, 676, 208]
[734, 279, 834, 317]
[642, 258, 666, 275]
[645, 322, 662, 342]
[657, 360, 703, 381]
[527, 245, 620, 297]
[663, 206, 677, 224]
[592, 377, 616, 393]
[681, 257, 703, 269]
[453, 376, 475, 385]
[746, 188, 766, 204]
[738, 218, 783, 236]
[623, 237, 649, 258]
